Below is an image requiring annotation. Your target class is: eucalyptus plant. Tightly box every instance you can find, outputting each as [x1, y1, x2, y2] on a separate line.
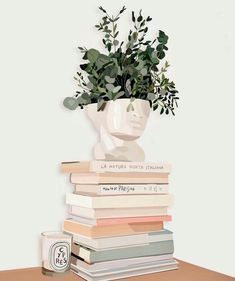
[64, 6, 179, 115]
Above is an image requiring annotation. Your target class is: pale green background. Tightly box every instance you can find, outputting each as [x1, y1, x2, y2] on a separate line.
[0, 0, 234, 277]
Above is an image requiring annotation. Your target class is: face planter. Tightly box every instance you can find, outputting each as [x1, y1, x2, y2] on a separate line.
[86, 99, 150, 161]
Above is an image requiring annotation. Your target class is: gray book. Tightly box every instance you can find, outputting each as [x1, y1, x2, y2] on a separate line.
[72, 240, 174, 263]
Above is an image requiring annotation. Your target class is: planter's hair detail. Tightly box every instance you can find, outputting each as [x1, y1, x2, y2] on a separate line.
[63, 6, 179, 115]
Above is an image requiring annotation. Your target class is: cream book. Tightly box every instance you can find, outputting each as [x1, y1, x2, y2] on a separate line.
[69, 206, 168, 219]
[74, 183, 169, 195]
[70, 172, 168, 184]
[61, 160, 171, 173]
[66, 193, 173, 208]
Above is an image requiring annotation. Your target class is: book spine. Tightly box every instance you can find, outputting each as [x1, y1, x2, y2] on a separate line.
[75, 184, 169, 195]
[90, 161, 171, 173]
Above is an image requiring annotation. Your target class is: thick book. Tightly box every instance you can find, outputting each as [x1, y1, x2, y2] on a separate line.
[61, 160, 171, 173]
[72, 240, 174, 263]
[70, 172, 168, 184]
[63, 219, 163, 238]
[71, 254, 174, 272]
[74, 183, 169, 195]
[68, 215, 172, 226]
[71, 259, 178, 281]
[66, 193, 173, 209]
[69, 205, 168, 219]
[65, 229, 173, 250]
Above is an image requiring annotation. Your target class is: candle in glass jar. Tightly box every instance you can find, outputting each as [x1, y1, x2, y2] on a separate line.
[41, 231, 71, 276]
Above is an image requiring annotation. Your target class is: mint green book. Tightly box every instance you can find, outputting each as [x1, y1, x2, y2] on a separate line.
[72, 240, 174, 264]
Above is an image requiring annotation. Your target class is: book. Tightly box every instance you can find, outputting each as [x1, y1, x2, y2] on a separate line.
[70, 172, 168, 184]
[71, 259, 178, 281]
[71, 254, 174, 272]
[65, 229, 173, 250]
[63, 219, 163, 238]
[74, 183, 169, 195]
[68, 215, 172, 226]
[66, 193, 173, 209]
[71, 240, 174, 263]
[61, 160, 171, 173]
[69, 205, 168, 219]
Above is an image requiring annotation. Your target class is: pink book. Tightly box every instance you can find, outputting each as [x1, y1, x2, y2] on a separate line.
[69, 215, 172, 226]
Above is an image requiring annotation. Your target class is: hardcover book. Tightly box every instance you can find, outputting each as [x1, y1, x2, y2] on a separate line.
[71, 239, 174, 263]
[61, 160, 171, 173]
[69, 205, 168, 219]
[63, 219, 163, 238]
[70, 172, 169, 184]
[66, 193, 173, 208]
[65, 229, 173, 250]
[74, 183, 169, 195]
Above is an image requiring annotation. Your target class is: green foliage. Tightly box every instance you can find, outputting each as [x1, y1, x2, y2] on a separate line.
[63, 7, 179, 115]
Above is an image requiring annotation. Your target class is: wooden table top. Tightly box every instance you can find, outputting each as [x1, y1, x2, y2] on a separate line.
[0, 260, 234, 281]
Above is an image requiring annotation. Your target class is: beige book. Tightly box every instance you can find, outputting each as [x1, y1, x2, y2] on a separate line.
[63, 219, 163, 238]
[69, 206, 168, 219]
[61, 160, 171, 173]
[70, 172, 168, 184]
[74, 183, 169, 195]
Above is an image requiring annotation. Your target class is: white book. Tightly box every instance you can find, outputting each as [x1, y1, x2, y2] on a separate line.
[74, 183, 169, 195]
[71, 254, 174, 273]
[69, 205, 168, 219]
[71, 259, 178, 281]
[66, 229, 173, 250]
[66, 193, 173, 209]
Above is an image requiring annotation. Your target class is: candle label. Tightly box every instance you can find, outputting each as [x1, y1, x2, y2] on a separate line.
[49, 241, 70, 271]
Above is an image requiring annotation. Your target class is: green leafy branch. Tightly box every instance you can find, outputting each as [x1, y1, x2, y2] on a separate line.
[63, 7, 179, 115]
[95, 6, 126, 52]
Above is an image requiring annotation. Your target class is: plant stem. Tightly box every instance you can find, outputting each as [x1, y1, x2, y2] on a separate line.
[112, 16, 117, 52]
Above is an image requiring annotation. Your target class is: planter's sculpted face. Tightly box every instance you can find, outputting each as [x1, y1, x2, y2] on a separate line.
[86, 99, 150, 161]
[106, 99, 150, 140]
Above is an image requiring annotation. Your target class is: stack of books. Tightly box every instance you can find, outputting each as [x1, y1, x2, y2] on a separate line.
[61, 160, 178, 281]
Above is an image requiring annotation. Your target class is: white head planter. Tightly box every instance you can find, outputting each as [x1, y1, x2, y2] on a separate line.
[86, 99, 150, 161]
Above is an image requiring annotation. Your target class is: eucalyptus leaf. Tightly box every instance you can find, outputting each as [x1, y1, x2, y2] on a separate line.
[140, 68, 147, 76]
[87, 82, 94, 89]
[63, 97, 78, 110]
[157, 51, 165, 59]
[105, 76, 115, 83]
[113, 91, 125, 100]
[151, 51, 158, 58]
[135, 60, 145, 70]
[127, 103, 134, 112]
[112, 85, 121, 93]
[109, 66, 118, 78]
[147, 93, 156, 100]
[98, 86, 106, 93]
[88, 76, 96, 84]
[106, 83, 115, 91]
[87, 49, 100, 63]
[97, 99, 106, 111]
